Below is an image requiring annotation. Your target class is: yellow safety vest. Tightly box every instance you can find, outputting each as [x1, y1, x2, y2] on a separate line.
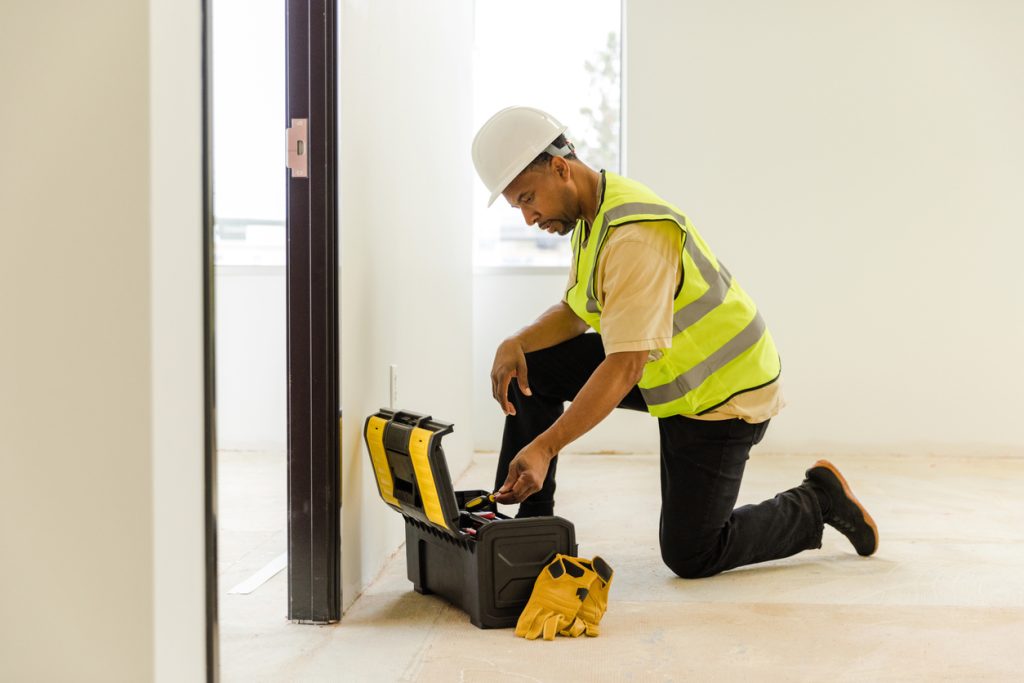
[565, 172, 781, 417]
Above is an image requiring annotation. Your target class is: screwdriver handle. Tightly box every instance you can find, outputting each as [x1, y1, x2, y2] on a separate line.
[465, 492, 496, 510]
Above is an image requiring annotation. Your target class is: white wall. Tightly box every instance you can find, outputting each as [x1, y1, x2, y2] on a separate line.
[1, 1, 206, 680]
[338, 0, 476, 610]
[626, 1, 1024, 456]
[150, 0, 208, 679]
[215, 267, 287, 450]
[473, 270, 660, 453]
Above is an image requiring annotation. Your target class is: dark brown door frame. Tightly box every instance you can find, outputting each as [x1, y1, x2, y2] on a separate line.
[285, 0, 342, 623]
[201, 0, 219, 679]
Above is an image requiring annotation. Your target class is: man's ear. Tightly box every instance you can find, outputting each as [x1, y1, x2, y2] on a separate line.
[552, 156, 571, 181]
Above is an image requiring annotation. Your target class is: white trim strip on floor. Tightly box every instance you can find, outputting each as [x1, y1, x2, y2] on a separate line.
[228, 552, 288, 595]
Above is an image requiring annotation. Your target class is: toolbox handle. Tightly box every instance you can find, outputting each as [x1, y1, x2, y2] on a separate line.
[391, 409, 432, 428]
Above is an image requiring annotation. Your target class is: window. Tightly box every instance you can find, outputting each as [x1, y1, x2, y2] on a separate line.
[212, 0, 286, 266]
[472, 0, 622, 269]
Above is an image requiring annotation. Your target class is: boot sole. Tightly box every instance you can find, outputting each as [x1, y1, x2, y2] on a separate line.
[812, 459, 879, 556]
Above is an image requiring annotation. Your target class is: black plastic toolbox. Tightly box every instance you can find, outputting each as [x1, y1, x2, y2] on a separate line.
[363, 408, 577, 628]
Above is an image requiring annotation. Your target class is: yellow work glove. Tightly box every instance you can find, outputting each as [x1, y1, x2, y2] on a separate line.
[560, 556, 614, 637]
[515, 554, 598, 640]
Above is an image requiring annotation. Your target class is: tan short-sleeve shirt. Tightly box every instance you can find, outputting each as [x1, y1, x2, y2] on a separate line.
[564, 220, 784, 424]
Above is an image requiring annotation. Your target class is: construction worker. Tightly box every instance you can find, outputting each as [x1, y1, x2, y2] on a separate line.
[472, 106, 878, 578]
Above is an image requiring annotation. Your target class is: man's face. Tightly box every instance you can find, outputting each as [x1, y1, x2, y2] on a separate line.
[501, 159, 577, 236]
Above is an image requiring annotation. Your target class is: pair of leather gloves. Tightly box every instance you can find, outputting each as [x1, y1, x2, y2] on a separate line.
[514, 554, 614, 640]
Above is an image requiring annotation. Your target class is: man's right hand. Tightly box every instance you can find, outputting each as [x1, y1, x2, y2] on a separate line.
[495, 439, 553, 503]
[490, 337, 532, 415]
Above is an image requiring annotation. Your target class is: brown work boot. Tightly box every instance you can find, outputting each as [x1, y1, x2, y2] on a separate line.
[804, 459, 879, 556]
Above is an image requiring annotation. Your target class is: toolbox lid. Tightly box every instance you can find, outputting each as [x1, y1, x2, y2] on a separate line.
[363, 408, 462, 535]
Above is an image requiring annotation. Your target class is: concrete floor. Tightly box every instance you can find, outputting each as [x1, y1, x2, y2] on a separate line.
[218, 451, 1024, 682]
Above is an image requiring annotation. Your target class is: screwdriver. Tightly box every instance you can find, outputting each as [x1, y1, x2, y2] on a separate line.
[464, 492, 496, 511]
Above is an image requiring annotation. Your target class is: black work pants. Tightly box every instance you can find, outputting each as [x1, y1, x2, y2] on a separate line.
[494, 333, 824, 579]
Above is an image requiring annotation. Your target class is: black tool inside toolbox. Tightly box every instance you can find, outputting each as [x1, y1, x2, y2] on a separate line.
[363, 408, 577, 628]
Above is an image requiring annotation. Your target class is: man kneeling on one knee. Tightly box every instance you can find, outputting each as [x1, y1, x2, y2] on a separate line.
[472, 106, 878, 578]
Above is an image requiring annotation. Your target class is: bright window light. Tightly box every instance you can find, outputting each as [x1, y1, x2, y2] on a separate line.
[472, 0, 622, 268]
[212, 0, 286, 267]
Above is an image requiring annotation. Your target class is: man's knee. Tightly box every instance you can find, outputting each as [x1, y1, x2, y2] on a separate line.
[515, 497, 554, 518]
[660, 539, 722, 580]
[510, 471, 556, 518]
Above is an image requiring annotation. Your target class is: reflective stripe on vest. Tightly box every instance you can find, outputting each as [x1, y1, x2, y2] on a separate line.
[568, 174, 780, 416]
[640, 310, 767, 406]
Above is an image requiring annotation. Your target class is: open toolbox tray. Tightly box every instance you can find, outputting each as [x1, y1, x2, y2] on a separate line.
[363, 408, 577, 628]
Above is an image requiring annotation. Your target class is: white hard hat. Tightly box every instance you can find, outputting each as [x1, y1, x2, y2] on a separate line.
[472, 106, 572, 207]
